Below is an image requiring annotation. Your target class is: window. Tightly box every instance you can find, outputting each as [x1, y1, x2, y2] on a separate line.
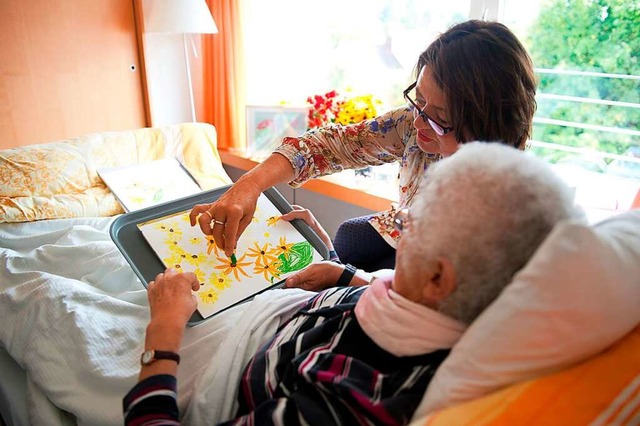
[243, 0, 474, 200]
[243, 0, 640, 220]
[244, 0, 472, 200]
[244, 0, 470, 108]
[502, 0, 640, 221]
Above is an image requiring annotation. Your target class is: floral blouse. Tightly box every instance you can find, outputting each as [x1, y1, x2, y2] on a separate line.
[274, 105, 442, 248]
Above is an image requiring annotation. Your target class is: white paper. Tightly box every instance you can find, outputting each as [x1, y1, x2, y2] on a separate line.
[98, 158, 201, 212]
[138, 194, 324, 318]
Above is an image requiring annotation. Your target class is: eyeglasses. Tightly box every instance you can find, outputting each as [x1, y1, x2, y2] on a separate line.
[393, 208, 410, 233]
[403, 82, 453, 136]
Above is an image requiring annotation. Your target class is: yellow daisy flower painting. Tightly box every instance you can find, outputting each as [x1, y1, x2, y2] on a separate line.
[193, 268, 206, 286]
[199, 288, 219, 304]
[138, 194, 324, 319]
[266, 216, 281, 227]
[185, 236, 203, 251]
[183, 252, 206, 267]
[205, 235, 219, 256]
[155, 220, 183, 241]
[163, 251, 187, 269]
[253, 260, 281, 282]
[246, 242, 278, 265]
[272, 236, 295, 257]
[214, 254, 252, 281]
[209, 272, 233, 290]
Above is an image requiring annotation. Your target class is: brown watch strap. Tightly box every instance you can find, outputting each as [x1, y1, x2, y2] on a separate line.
[141, 349, 181, 366]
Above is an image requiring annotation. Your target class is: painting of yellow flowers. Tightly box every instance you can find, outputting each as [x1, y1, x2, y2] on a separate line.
[137, 194, 324, 318]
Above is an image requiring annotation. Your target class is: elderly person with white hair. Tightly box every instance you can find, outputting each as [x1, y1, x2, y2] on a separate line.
[123, 142, 581, 425]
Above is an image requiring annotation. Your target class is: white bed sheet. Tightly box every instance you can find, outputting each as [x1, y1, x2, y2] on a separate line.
[0, 346, 27, 426]
[0, 216, 313, 425]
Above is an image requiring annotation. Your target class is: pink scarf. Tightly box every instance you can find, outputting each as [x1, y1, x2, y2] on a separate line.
[355, 278, 466, 357]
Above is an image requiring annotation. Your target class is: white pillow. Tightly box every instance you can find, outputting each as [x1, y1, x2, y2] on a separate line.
[413, 209, 640, 418]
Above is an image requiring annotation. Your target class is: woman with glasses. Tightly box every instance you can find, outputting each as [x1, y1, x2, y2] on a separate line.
[190, 19, 537, 275]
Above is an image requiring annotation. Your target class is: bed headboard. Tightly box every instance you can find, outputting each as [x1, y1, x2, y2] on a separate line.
[0, 0, 147, 149]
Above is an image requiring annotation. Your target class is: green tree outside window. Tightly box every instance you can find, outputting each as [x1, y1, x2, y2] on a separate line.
[525, 0, 639, 163]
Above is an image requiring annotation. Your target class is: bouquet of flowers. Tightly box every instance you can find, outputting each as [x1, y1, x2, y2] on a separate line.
[306, 90, 382, 129]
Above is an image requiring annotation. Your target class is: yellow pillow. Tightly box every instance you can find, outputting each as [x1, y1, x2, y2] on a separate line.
[0, 123, 231, 223]
[414, 323, 640, 426]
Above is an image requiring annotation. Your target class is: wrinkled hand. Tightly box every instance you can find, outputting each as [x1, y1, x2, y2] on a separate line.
[284, 262, 345, 291]
[189, 180, 261, 256]
[280, 205, 334, 251]
[147, 268, 200, 328]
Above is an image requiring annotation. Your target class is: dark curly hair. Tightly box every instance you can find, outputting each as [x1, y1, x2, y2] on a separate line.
[417, 20, 537, 149]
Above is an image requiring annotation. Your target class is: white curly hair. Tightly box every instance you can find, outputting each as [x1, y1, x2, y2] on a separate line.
[397, 142, 584, 325]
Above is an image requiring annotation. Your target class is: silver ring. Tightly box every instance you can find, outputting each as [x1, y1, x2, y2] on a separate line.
[213, 219, 226, 226]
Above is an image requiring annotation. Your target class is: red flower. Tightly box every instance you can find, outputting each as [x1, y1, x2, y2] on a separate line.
[306, 91, 351, 129]
[256, 119, 272, 130]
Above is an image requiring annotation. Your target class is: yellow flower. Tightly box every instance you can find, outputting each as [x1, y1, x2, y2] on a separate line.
[209, 272, 232, 290]
[199, 288, 219, 304]
[160, 262, 183, 272]
[253, 260, 282, 282]
[193, 268, 206, 285]
[165, 238, 183, 253]
[334, 94, 382, 125]
[205, 235, 219, 256]
[164, 250, 189, 270]
[156, 221, 183, 241]
[214, 254, 252, 281]
[185, 236, 203, 251]
[163, 253, 181, 268]
[153, 222, 166, 231]
[271, 236, 295, 257]
[266, 216, 281, 227]
[182, 251, 206, 267]
[246, 242, 278, 265]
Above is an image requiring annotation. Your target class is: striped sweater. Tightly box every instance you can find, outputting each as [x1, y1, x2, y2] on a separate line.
[124, 287, 449, 425]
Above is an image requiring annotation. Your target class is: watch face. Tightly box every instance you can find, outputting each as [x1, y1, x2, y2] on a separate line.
[141, 350, 154, 365]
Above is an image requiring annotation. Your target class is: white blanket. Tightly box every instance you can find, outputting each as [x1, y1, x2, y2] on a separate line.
[0, 217, 313, 425]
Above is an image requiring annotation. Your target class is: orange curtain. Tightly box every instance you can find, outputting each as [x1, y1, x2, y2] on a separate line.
[203, 0, 246, 152]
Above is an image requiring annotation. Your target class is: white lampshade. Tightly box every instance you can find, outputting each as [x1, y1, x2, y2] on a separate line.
[144, 0, 218, 34]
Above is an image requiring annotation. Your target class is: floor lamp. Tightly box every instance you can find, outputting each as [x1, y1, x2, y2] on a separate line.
[144, 0, 218, 122]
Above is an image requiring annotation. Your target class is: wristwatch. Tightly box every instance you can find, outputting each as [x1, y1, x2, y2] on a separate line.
[140, 349, 181, 366]
[335, 263, 357, 287]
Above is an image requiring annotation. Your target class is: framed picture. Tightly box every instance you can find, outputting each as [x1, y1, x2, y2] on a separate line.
[246, 106, 308, 160]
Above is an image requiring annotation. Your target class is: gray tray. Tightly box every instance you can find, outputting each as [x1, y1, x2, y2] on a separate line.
[110, 185, 330, 325]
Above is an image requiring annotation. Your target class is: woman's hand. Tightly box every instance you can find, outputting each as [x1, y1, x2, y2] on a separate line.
[189, 179, 261, 257]
[147, 268, 200, 329]
[280, 205, 334, 251]
[189, 153, 296, 257]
